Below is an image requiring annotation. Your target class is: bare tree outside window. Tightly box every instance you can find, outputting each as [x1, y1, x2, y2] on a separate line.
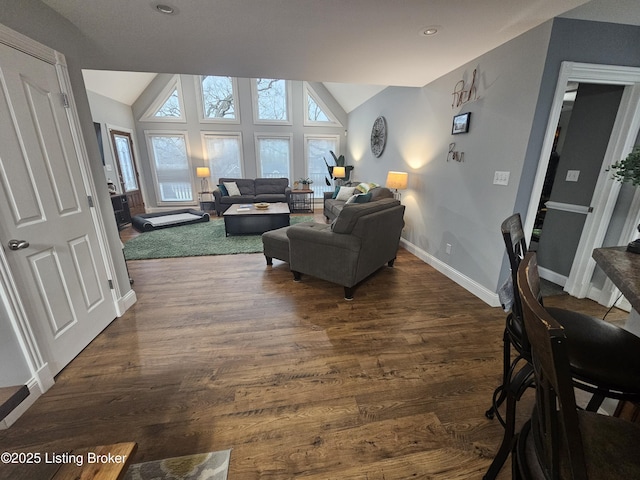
[201, 76, 236, 119]
[256, 79, 288, 121]
[155, 89, 181, 117]
[308, 95, 330, 122]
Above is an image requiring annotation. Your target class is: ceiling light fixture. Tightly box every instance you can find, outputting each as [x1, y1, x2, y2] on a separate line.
[154, 4, 175, 15]
[419, 26, 439, 37]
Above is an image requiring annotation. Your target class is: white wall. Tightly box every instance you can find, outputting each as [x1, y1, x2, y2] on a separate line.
[347, 23, 553, 304]
[131, 75, 348, 210]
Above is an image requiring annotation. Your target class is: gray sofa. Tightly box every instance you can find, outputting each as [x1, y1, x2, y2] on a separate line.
[213, 178, 291, 216]
[323, 185, 394, 221]
[285, 198, 405, 299]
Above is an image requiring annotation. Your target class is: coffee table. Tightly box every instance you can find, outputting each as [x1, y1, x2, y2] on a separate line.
[223, 202, 290, 236]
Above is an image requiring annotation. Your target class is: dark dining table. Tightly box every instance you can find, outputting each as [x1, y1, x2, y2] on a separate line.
[592, 246, 640, 335]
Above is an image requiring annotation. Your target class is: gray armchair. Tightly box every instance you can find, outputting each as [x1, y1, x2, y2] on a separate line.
[286, 198, 405, 299]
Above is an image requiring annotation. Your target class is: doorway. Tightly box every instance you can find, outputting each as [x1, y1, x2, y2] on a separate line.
[524, 62, 640, 304]
[109, 129, 145, 216]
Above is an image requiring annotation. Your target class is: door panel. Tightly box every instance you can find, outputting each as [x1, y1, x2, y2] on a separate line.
[0, 42, 116, 374]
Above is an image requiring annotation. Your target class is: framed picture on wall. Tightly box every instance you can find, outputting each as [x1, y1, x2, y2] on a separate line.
[452, 112, 471, 135]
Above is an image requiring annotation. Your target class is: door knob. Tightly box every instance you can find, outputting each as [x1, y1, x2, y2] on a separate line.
[8, 239, 30, 250]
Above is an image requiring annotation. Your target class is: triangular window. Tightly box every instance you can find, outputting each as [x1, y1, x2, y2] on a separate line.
[141, 75, 186, 122]
[304, 82, 341, 126]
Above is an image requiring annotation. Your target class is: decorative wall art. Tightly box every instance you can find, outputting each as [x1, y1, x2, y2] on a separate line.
[452, 68, 478, 108]
[452, 112, 471, 135]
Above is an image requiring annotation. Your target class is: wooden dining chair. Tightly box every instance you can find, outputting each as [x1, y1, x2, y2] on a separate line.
[483, 220, 640, 479]
[513, 251, 640, 479]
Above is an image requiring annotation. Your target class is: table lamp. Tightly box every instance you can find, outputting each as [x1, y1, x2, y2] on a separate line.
[196, 167, 211, 193]
[385, 171, 408, 200]
[333, 166, 346, 186]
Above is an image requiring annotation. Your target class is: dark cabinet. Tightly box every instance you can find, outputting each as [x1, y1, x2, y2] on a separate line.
[111, 194, 131, 229]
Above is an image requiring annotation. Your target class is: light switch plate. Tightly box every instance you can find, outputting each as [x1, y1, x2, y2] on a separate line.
[566, 170, 580, 182]
[493, 171, 510, 186]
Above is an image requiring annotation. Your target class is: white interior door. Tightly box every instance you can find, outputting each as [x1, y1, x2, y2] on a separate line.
[0, 42, 116, 375]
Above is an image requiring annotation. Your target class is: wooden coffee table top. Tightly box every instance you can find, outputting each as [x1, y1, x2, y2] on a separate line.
[223, 202, 290, 216]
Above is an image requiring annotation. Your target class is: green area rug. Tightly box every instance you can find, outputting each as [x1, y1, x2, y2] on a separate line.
[124, 216, 314, 260]
[124, 449, 231, 480]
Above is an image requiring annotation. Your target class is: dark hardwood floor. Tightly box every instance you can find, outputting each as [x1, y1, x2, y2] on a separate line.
[0, 211, 627, 479]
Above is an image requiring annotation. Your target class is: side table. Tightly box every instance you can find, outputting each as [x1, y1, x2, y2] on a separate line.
[198, 191, 215, 212]
[290, 189, 314, 213]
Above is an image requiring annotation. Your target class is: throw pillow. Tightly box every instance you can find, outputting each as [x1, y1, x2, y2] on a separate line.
[335, 186, 356, 202]
[354, 192, 372, 203]
[345, 194, 358, 204]
[223, 181, 241, 197]
[331, 186, 341, 199]
[218, 184, 229, 196]
[356, 182, 380, 193]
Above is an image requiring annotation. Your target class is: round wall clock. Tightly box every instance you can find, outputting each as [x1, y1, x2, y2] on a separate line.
[370, 116, 387, 157]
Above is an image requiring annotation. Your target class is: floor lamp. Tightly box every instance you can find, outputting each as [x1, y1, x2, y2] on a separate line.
[196, 167, 211, 193]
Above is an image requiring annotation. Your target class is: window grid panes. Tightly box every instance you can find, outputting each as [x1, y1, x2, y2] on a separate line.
[203, 134, 243, 182]
[255, 79, 288, 122]
[306, 136, 339, 198]
[148, 134, 193, 202]
[201, 76, 236, 120]
[257, 136, 291, 179]
[114, 134, 138, 191]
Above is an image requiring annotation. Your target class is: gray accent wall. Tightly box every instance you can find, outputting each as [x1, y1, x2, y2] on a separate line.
[347, 23, 553, 301]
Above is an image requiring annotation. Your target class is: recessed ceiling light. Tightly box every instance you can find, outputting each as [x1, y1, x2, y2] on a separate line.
[154, 4, 175, 15]
[418, 26, 439, 37]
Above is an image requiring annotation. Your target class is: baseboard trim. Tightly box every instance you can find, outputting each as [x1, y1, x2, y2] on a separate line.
[400, 238, 501, 307]
[0, 364, 53, 430]
[537, 266, 568, 287]
[115, 289, 137, 317]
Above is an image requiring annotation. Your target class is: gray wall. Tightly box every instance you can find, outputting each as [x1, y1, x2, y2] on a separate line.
[536, 83, 625, 276]
[346, 23, 553, 299]
[131, 76, 347, 210]
[0, 304, 31, 385]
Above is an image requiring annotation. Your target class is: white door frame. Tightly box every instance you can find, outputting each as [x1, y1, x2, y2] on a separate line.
[0, 24, 123, 402]
[524, 62, 640, 299]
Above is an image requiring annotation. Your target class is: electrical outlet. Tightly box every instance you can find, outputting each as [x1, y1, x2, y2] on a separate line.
[566, 170, 580, 182]
[445, 243, 452, 255]
[493, 171, 510, 186]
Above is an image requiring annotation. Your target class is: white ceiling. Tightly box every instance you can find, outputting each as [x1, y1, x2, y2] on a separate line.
[50, 0, 640, 112]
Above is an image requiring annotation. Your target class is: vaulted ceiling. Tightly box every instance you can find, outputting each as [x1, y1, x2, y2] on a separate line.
[43, 0, 640, 112]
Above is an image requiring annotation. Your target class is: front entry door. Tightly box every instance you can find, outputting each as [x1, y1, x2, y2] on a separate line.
[0, 42, 116, 375]
[109, 129, 145, 216]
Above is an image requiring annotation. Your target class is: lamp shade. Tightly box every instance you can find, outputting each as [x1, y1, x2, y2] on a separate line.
[385, 171, 408, 190]
[196, 167, 210, 178]
[333, 166, 346, 179]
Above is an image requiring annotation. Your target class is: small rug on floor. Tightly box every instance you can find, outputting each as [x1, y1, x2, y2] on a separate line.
[124, 216, 314, 260]
[123, 449, 231, 480]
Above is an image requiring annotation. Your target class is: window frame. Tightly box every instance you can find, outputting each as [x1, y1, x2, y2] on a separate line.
[195, 75, 241, 124]
[254, 133, 293, 180]
[144, 130, 195, 205]
[251, 78, 293, 125]
[201, 131, 245, 182]
[304, 134, 341, 198]
[140, 75, 186, 123]
[303, 82, 342, 127]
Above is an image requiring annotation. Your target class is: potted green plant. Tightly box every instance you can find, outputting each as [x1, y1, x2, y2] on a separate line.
[298, 177, 313, 188]
[324, 151, 354, 186]
[610, 147, 640, 253]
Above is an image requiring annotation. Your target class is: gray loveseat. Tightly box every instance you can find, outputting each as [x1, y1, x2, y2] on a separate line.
[323, 184, 394, 221]
[282, 198, 404, 299]
[213, 177, 291, 216]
